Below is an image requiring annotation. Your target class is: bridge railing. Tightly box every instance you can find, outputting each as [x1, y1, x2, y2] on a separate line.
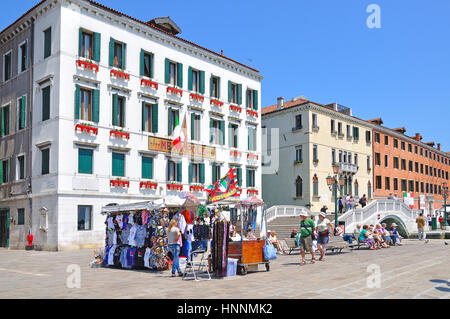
[266, 205, 313, 223]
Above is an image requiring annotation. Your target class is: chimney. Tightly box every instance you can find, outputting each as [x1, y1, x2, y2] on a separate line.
[414, 133, 422, 142]
[437, 143, 441, 151]
[277, 97, 284, 110]
[220, 50, 223, 56]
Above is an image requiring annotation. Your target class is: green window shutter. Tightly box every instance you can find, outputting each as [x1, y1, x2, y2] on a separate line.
[168, 109, 173, 135]
[92, 89, 99, 123]
[212, 164, 216, 183]
[0, 160, 3, 184]
[140, 49, 144, 76]
[20, 96, 26, 129]
[177, 63, 183, 88]
[78, 148, 93, 174]
[78, 28, 83, 57]
[188, 66, 192, 91]
[237, 167, 242, 186]
[199, 71, 205, 94]
[74, 85, 80, 120]
[210, 76, 213, 97]
[228, 123, 232, 147]
[253, 90, 258, 110]
[0, 107, 4, 137]
[200, 163, 205, 184]
[42, 86, 50, 121]
[150, 53, 154, 78]
[218, 77, 221, 99]
[42, 148, 49, 175]
[246, 89, 249, 108]
[112, 94, 119, 126]
[210, 119, 214, 143]
[112, 152, 124, 177]
[219, 120, 225, 145]
[109, 38, 115, 67]
[152, 104, 158, 133]
[188, 163, 193, 183]
[93, 32, 101, 62]
[237, 84, 242, 105]
[191, 113, 195, 140]
[44, 28, 51, 58]
[228, 81, 232, 103]
[164, 58, 170, 83]
[177, 162, 182, 182]
[121, 43, 126, 69]
[142, 102, 146, 131]
[142, 156, 153, 179]
[6, 159, 10, 183]
[246, 168, 250, 187]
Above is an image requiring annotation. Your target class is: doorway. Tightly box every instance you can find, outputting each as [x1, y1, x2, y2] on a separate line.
[0, 209, 10, 248]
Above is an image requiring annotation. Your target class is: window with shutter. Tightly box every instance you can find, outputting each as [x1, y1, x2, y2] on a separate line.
[44, 28, 51, 59]
[78, 148, 93, 174]
[41, 148, 50, 175]
[42, 86, 51, 121]
[112, 152, 125, 177]
[142, 156, 153, 179]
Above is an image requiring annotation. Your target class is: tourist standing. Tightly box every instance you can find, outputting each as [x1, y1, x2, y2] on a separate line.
[416, 213, 426, 241]
[168, 219, 183, 277]
[299, 212, 316, 265]
[349, 196, 355, 210]
[316, 212, 334, 261]
[345, 194, 351, 212]
[359, 194, 367, 208]
[338, 197, 344, 214]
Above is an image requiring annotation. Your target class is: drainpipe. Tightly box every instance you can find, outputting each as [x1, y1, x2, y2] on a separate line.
[27, 21, 35, 248]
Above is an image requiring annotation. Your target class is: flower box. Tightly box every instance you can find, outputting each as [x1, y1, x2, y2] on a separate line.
[140, 79, 158, 90]
[247, 109, 258, 118]
[190, 185, 205, 192]
[167, 183, 183, 191]
[247, 153, 259, 161]
[75, 124, 98, 135]
[167, 87, 183, 97]
[211, 99, 224, 107]
[110, 130, 130, 140]
[77, 60, 99, 73]
[229, 105, 242, 113]
[110, 69, 130, 80]
[140, 181, 158, 190]
[190, 93, 204, 103]
[110, 179, 130, 188]
[230, 150, 242, 158]
[247, 189, 259, 196]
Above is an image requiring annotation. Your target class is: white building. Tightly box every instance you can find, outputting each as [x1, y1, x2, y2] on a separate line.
[2, 0, 262, 250]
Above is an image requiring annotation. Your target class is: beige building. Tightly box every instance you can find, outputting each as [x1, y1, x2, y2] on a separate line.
[262, 97, 373, 213]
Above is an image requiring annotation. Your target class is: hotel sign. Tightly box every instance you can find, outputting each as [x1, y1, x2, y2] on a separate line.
[148, 137, 216, 160]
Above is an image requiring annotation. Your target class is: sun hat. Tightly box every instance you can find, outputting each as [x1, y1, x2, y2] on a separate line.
[319, 212, 327, 218]
[392, 223, 398, 227]
[299, 211, 308, 217]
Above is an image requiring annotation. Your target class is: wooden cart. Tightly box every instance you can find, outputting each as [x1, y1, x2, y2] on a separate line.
[228, 239, 269, 275]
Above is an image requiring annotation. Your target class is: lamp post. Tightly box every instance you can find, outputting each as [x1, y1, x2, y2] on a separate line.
[443, 181, 448, 227]
[326, 163, 346, 228]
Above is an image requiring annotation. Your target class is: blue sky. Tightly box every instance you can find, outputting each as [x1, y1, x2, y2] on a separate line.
[2, 0, 450, 150]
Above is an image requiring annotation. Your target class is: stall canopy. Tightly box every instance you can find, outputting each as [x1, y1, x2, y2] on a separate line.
[236, 196, 264, 208]
[101, 201, 157, 214]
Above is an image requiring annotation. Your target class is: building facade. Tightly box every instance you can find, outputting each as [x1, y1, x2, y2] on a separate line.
[1, 0, 263, 250]
[370, 119, 450, 213]
[262, 97, 373, 213]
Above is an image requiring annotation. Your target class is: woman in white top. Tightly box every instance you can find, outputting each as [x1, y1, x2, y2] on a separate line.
[268, 231, 286, 254]
[316, 212, 334, 261]
[168, 219, 183, 277]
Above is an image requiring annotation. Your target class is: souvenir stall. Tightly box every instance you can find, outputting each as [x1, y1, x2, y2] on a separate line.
[100, 192, 210, 273]
[227, 197, 270, 275]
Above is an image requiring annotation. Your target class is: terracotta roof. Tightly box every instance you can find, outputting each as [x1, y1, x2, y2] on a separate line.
[85, 0, 259, 73]
[367, 118, 383, 125]
[0, 0, 46, 38]
[261, 98, 308, 115]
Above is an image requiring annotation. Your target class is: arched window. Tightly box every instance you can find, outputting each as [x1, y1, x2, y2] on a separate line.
[313, 174, 319, 196]
[367, 181, 372, 198]
[295, 176, 303, 198]
[354, 179, 359, 197]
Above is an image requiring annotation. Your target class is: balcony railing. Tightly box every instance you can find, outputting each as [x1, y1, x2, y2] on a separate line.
[340, 162, 358, 174]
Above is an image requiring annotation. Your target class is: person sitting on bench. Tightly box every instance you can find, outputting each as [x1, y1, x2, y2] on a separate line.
[335, 226, 353, 244]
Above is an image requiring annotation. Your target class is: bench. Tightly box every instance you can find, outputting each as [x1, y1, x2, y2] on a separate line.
[283, 238, 300, 255]
[325, 236, 348, 254]
[348, 238, 369, 250]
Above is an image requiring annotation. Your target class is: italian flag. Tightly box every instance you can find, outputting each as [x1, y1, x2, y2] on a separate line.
[172, 113, 187, 150]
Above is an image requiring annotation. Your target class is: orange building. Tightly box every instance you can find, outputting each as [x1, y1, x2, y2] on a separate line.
[370, 118, 450, 212]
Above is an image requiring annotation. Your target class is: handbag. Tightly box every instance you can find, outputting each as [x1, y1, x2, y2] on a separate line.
[263, 240, 277, 260]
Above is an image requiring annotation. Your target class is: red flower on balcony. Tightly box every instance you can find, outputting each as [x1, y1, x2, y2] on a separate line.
[230, 150, 242, 158]
[211, 99, 224, 107]
[140, 79, 158, 90]
[190, 93, 204, 103]
[167, 87, 183, 97]
[190, 185, 205, 192]
[110, 130, 130, 140]
[247, 153, 259, 160]
[140, 181, 158, 190]
[110, 69, 130, 80]
[75, 124, 98, 135]
[167, 183, 183, 191]
[230, 105, 242, 113]
[247, 189, 259, 196]
[77, 60, 99, 73]
[110, 180, 130, 188]
[247, 109, 258, 118]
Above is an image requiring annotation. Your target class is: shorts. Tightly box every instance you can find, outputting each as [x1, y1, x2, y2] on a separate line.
[300, 236, 313, 252]
[317, 235, 329, 245]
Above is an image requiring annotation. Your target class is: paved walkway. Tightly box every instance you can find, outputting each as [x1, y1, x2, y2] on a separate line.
[0, 239, 449, 299]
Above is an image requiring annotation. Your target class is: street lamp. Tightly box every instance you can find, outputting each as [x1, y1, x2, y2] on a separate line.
[326, 163, 345, 228]
[443, 181, 448, 227]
